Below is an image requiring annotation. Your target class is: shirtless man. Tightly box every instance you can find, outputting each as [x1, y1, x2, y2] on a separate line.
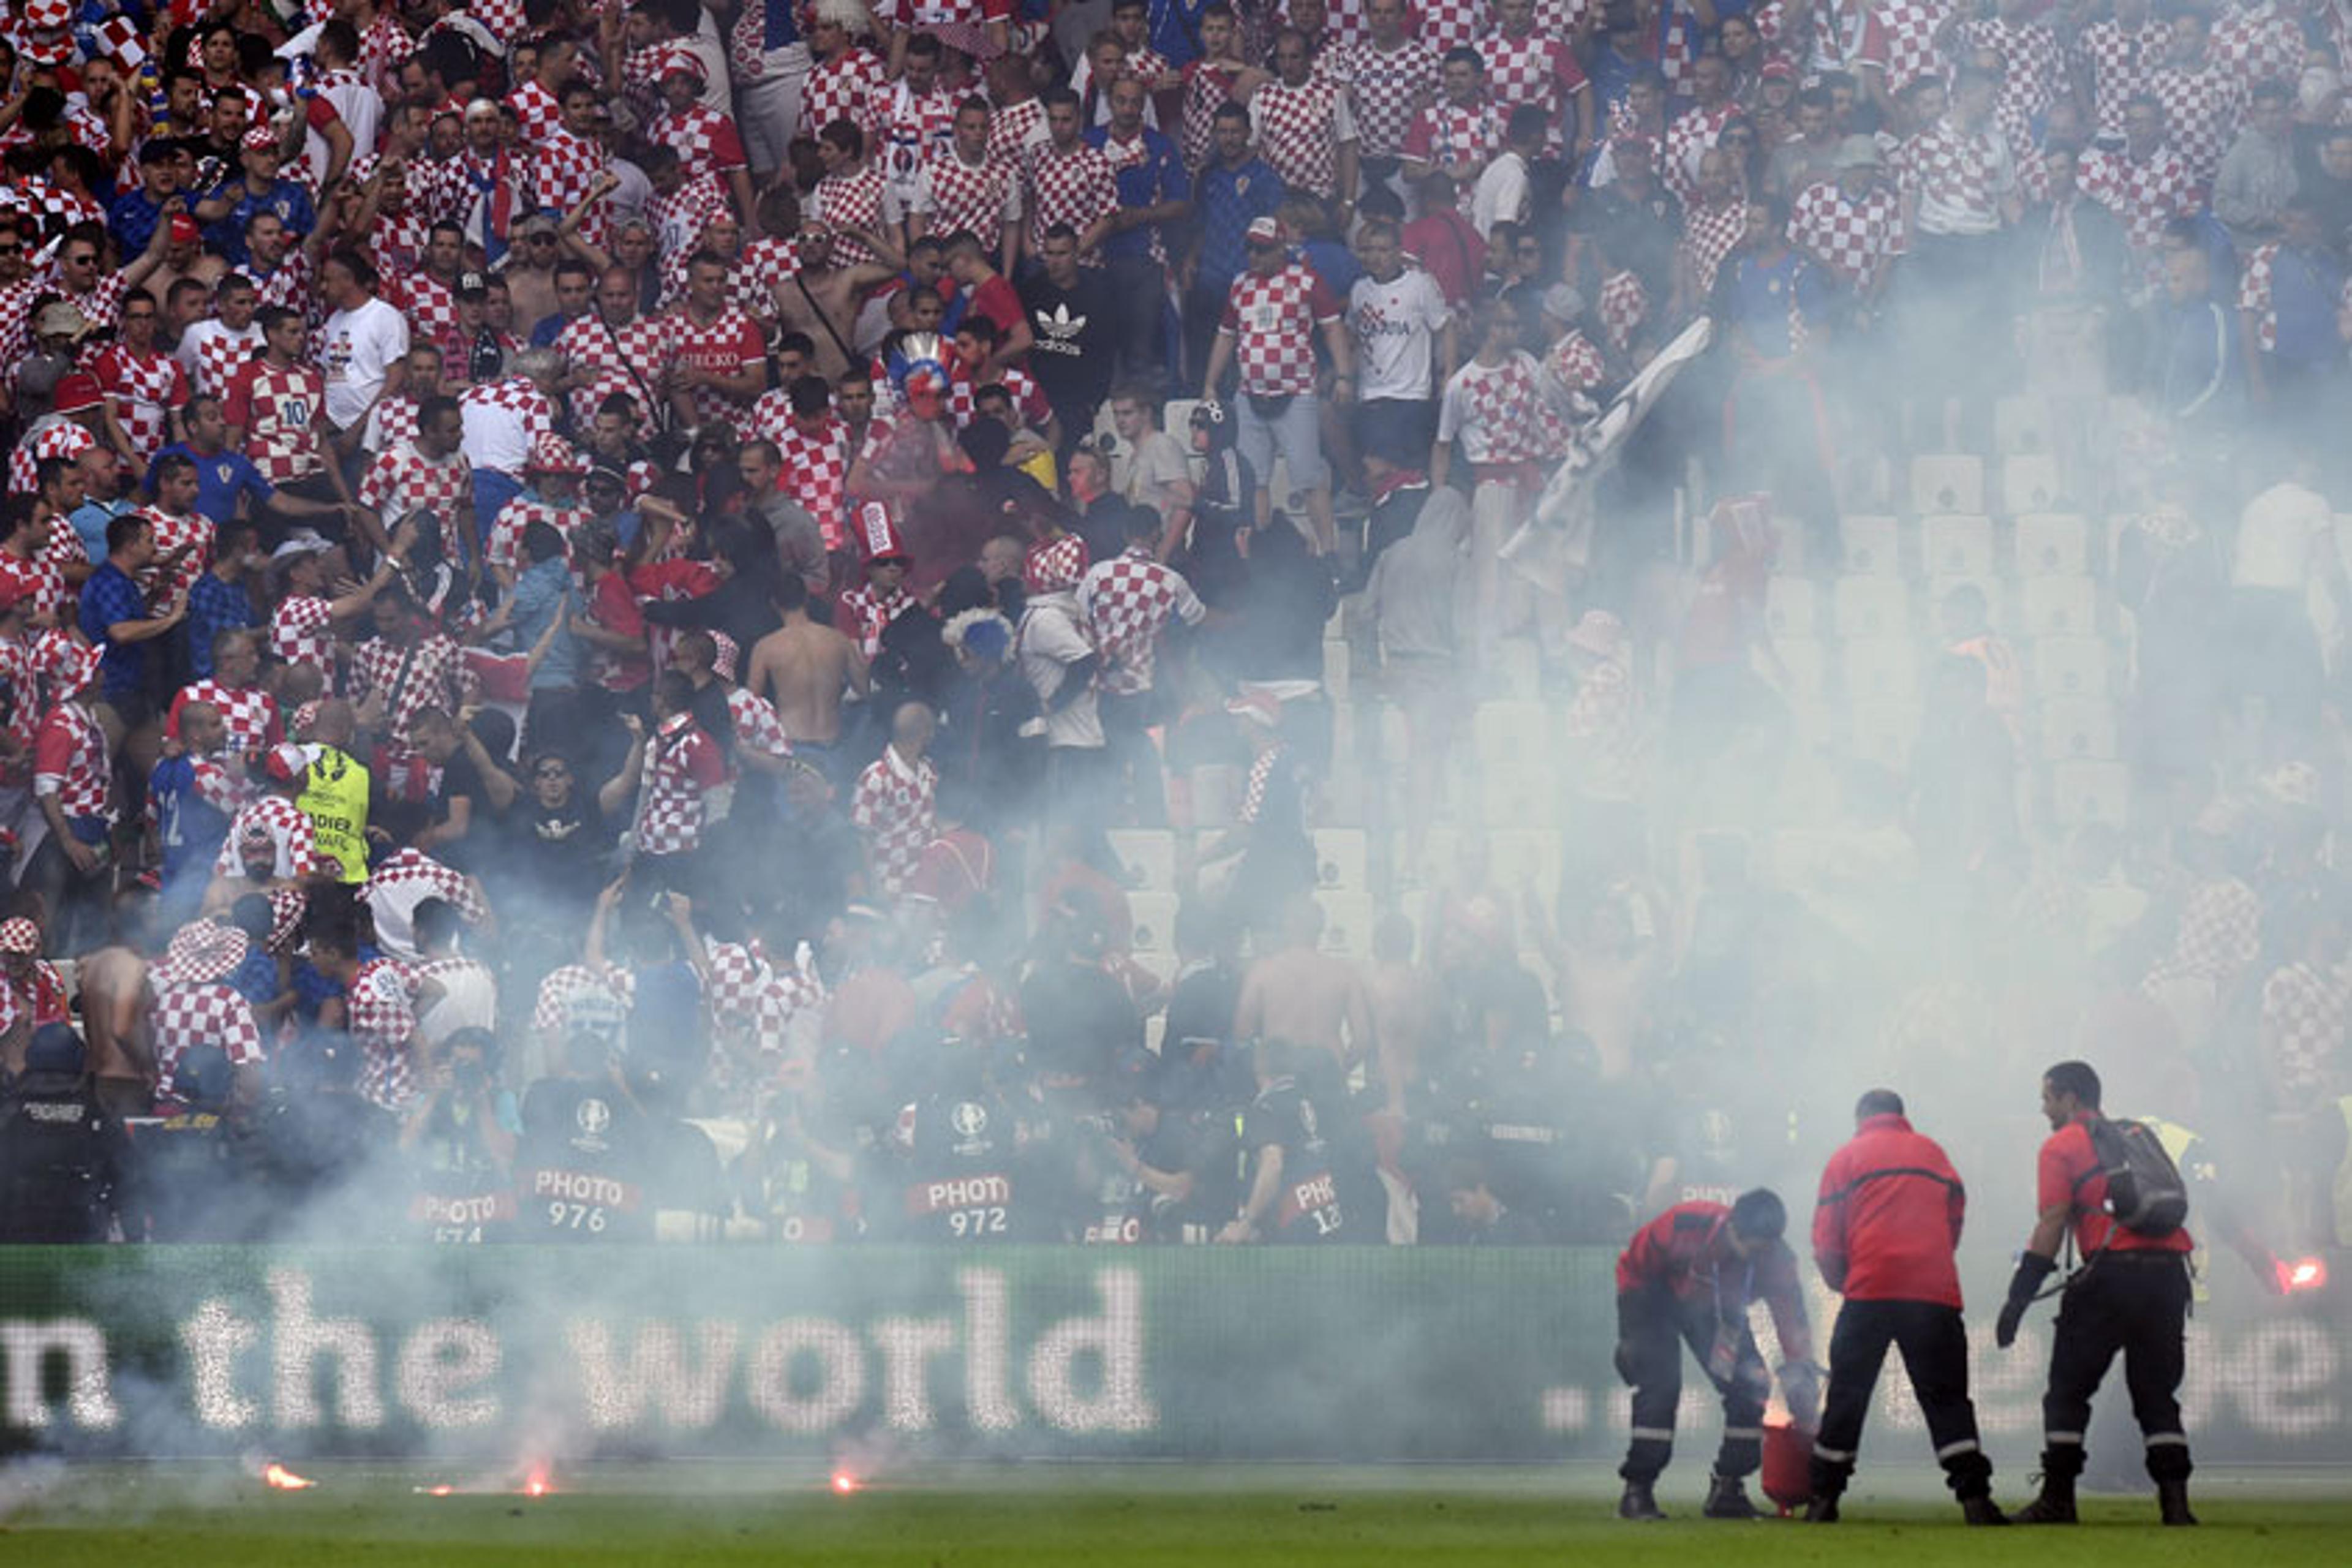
[1233, 894, 1376, 1072]
[745, 573, 868, 774]
[1365, 911, 1435, 1118]
[769, 219, 897, 381]
[75, 889, 159, 1117]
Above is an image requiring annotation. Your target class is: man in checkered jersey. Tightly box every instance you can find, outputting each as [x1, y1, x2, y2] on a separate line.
[359, 394, 473, 556]
[1791, 135, 1904, 320]
[2073, 0, 2170, 137]
[147, 919, 268, 1107]
[213, 744, 323, 884]
[650, 50, 761, 245]
[1486, 0, 1594, 166]
[1199, 216, 1357, 554]
[1026, 88, 1121, 263]
[798, 0, 889, 148]
[911, 99, 1023, 273]
[312, 919, 427, 1111]
[1250, 29, 1360, 206]
[624, 670, 730, 889]
[176, 274, 266, 402]
[2078, 96, 2200, 282]
[557, 265, 684, 431]
[169, 628, 283, 758]
[2147, 10, 2247, 187]
[1078, 506, 1207, 828]
[1896, 67, 2020, 413]
[1347, 0, 1442, 194]
[851, 699, 938, 899]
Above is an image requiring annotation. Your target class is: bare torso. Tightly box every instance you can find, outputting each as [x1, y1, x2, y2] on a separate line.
[1237, 945, 1372, 1066]
[750, 619, 859, 744]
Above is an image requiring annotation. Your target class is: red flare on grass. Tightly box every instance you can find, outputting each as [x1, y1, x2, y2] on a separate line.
[831, 1471, 862, 1495]
[2280, 1256, 2328, 1293]
[262, 1463, 316, 1491]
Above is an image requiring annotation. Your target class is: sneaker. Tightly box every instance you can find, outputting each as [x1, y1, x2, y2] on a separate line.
[1617, 1481, 1666, 1522]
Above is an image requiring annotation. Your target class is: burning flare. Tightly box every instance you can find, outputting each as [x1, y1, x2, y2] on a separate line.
[521, 1465, 552, 1499]
[2277, 1256, 2329, 1294]
[831, 1471, 862, 1495]
[262, 1463, 317, 1491]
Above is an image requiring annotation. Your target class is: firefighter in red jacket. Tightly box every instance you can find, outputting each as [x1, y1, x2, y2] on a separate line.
[1613, 1189, 1816, 1521]
[1996, 1060, 2198, 1526]
[1806, 1089, 2007, 1525]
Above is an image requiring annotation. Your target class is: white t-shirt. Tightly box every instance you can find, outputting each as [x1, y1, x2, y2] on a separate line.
[1017, 592, 1104, 749]
[460, 393, 536, 477]
[1471, 150, 1531, 239]
[1348, 266, 1452, 404]
[2235, 480, 2331, 591]
[320, 296, 410, 429]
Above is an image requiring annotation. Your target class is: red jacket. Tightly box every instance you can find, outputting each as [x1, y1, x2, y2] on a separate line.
[1812, 1112, 1967, 1308]
[1618, 1200, 1812, 1361]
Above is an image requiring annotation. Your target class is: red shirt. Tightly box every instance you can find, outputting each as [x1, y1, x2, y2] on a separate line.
[1812, 1112, 1966, 1307]
[2037, 1114, 2194, 1256]
[1615, 1200, 1814, 1362]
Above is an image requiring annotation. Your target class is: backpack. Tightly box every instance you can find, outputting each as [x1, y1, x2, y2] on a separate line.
[2076, 1117, 2190, 1240]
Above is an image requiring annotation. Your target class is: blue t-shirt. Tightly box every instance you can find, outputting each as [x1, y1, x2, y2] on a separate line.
[1085, 126, 1191, 263]
[150, 442, 274, 526]
[78, 560, 153, 701]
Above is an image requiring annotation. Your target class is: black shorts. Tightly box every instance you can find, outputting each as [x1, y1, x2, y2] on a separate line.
[1352, 398, 1437, 464]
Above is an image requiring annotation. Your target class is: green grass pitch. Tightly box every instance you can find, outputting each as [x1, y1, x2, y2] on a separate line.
[6, 1464, 2350, 1566]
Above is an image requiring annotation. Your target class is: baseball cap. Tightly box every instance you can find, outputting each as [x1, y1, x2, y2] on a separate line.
[167, 212, 202, 245]
[242, 126, 282, 156]
[1245, 216, 1281, 245]
[454, 270, 490, 298]
[34, 301, 91, 342]
[1759, 59, 1797, 82]
[1542, 284, 1585, 322]
[1836, 134, 1883, 170]
[515, 211, 559, 238]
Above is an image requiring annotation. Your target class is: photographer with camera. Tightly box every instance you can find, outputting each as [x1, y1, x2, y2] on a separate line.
[401, 1026, 518, 1243]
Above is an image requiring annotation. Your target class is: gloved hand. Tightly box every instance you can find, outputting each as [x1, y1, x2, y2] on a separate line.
[1995, 1253, 2057, 1349]
[1780, 1362, 1822, 1429]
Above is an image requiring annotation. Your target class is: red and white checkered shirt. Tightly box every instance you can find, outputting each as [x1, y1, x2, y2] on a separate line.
[556, 310, 679, 430]
[360, 440, 472, 524]
[510, 77, 565, 145]
[1250, 75, 1351, 202]
[1077, 546, 1207, 696]
[1542, 327, 1608, 397]
[7, 419, 94, 496]
[634, 712, 727, 856]
[1950, 17, 2065, 157]
[1483, 29, 1588, 160]
[1413, 0, 1486, 55]
[173, 679, 281, 755]
[648, 172, 736, 268]
[2078, 143, 2199, 260]
[214, 793, 319, 878]
[1025, 141, 1120, 258]
[915, 148, 1020, 247]
[2212, 1, 2305, 94]
[351, 633, 472, 760]
[224, 359, 330, 485]
[759, 409, 853, 550]
[2262, 957, 2350, 1098]
[1403, 97, 1506, 199]
[2074, 16, 2171, 135]
[177, 318, 268, 402]
[486, 496, 589, 578]
[811, 162, 894, 268]
[1221, 263, 1344, 397]
[801, 46, 889, 145]
[727, 684, 793, 765]
[2147, 61, 2244, 186]
[839, 581, 917, 660]
[1438, 351, 1570, 466]
[1790, 179, 1904, 290]
[668, 304, 766, 428]
[988, 96, 1050, 172]
[1663, 100, 1738, 209]
[88, 345, 187, 466]
[272, 595, 336, 687]
[535, 123, 612, 248]
[947, 363, 1050, 430]
[1349, 40, 1442, 162]
[33, 701, 109, 821]
[356, 10, 413, 93]
[1181, 61, 1252, 173]
[653, 102, 750, 183]
[248, 251, 318, 325]
[2145, 875, 2261, 990]
[348, 956, 421, 1109]
[1679, 197, 1749, 298]
[152, 981, 265, 1092]
[1874, 0, 1950, 93]
[852, 742, 937, 897]
[399, 271, 463, 365]
[1238, 742, 1287, 825]
[531, 961, 636, 1036]
[878, 79, 959, 203]
[136, 505, 213, 608]
[1898, 117, 2015, 236]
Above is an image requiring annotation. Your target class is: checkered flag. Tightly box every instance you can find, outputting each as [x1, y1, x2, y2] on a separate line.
[95, 15, 146, 71]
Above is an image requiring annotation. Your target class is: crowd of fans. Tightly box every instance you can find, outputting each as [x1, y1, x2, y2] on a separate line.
[0, 0, 2343, 1253]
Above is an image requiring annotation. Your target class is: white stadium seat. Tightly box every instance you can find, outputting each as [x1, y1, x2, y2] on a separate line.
[2051, 761, 2130, 826]
[2019, 575, 2098, 639]
[1839, 514, 1902, 577]
[1833, 575, 1911, 639]
[1910, 454, 1985, 516]
[1920, 514, 1995, 579]
[1765, 575, 1818, 639]
[2014, 513, 2091, 577]
[2002, 453, 2065, 515]
[2041, 698, 2119, 761]
[2031, 635, 2111, 699]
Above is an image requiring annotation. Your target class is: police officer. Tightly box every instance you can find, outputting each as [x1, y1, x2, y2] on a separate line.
[1613, 1188, 1816, 1521]
[1996, 1060, 2198, 1526]
[1806, 1089, 2006, 1525]
[0, 1024, 130, 1242]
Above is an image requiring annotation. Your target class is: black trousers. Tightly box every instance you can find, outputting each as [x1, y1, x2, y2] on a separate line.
[1809, 1298, 1992, 1501]
[1618, 1289, 1768, 1484]
[2041, 1253, 2193, 1482]
[1097, 690, 1167, 828]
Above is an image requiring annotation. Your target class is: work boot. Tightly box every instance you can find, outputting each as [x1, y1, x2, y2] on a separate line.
[1617, 1480, 1666, 1521]
[2156, 1479, 2198, 1527]
[1803, 1494, 1841, 1523]
[1961, 1495, 2010, 1526]
[1702, 1474, 1765, 1520]
[2013, 1473, 2078, 1525]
